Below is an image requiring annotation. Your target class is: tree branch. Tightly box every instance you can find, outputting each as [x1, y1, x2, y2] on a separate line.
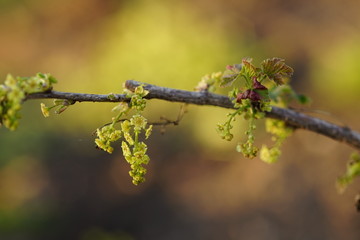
[26, 91, 129, 102]
[25, 80, 360, 151]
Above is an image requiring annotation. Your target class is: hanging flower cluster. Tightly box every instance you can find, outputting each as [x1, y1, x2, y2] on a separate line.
[94, 86, 153, 185]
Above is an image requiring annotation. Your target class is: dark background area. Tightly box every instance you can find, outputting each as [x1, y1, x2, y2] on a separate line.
[0, 0, 360, 239]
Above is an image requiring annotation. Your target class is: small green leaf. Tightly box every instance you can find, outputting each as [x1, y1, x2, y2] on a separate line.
[240, 58, 258, 85]
[337, 152, 360, 193]
[261, 58, 294, 85]
[220, 73, 238, 87]
[260, 145, 281, 163]
[48, 75, 58, 84]
[36, 73, 46, 78]
[296, 94, 311, 105]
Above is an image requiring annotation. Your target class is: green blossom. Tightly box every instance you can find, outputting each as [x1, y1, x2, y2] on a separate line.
[260, 145, 281, 163]
[40, 103, 50, 117]
[122, 138, 150, 185]
[259, 119, 292, 163]
[124, 132, 134, 145]
[130, 114, 147, 131]
[1, 73, 57, 131]
[94, 125, 121, 153]
[196, 71, 223, 92]
[134, 85, 149, 96]
[131, 95, 147, 111]
[126, 85, 149, 111]
[215, 57, 297, 161]
[121, 120, 131, 133]
[265, 119, 293, 138]
[7, 87, 25, 100]
[94, 83, 152, 185]
[4, 74, 17, 88]
[121, 141, 132, 157]
[236, 142, 258, 158]
[236, 119, 259, 158]
[337, 153, 360, 193]
[130, 168, 146, 185]
[110, 129, 122, 141]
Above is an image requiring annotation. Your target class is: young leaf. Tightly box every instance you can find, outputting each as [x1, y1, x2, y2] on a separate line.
[241, 58, 257, 75]
[337, 152, 360, 192]
[261, 58, 294, 85]
[220, 73, 239, 87]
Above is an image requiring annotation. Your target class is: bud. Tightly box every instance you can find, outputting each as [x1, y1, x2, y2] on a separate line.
[252, 77, 267, 90]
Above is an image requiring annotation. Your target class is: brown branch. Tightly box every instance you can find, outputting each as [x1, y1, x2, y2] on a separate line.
[125, 80, 360, 151]
[26, 91, 129, 102]
[25, 80, 360, 151]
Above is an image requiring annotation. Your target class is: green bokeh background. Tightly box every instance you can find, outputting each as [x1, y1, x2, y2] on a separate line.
[0, 0, 359, 239]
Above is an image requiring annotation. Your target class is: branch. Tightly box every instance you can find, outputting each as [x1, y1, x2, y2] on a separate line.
[25, 80, 360, 151]
[26, 91, 129, 102]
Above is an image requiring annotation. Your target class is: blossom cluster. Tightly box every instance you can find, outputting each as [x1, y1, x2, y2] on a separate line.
[208, 58, 298, 162]
[0, 73, 57, 130]
[95, 86, 153, 185]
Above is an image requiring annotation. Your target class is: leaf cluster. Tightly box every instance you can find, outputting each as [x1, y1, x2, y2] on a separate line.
[203, 58, 299, 162]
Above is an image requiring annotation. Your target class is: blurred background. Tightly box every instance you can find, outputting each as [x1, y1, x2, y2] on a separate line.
[0, 0, 360, 239]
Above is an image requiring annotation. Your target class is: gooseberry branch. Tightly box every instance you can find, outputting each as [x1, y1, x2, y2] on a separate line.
[25, 80, 360, 151]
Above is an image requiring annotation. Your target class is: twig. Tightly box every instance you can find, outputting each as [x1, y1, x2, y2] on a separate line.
[26, 91, 129, 102]
[25, 80, 360, 151]
[93, 104, 188, 135]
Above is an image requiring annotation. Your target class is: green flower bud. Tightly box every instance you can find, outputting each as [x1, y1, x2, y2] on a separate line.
[121, 141, 132, 157]
[130, 114, 147, 131]
[107, 93, 117, 100]
[134, 85, 149, 97]
[124, 132, 134, 145]
[110, 130, 122, 141]
[121, 120, 131, 133]
[106, 146, 114, 154]
[4, 74, 17, 88]
[260, 145, 281, 163]
[134, 86, 144, 95]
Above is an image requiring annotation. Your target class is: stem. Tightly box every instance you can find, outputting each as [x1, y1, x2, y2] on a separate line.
[25, 80, 360, 151]
[134, 131, 139, 147]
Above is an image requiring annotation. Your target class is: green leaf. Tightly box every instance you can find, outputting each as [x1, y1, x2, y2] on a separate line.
[240, 58, 258, 85]
[296, 94, 311, 105]
[261, 58, 294, 85]
[220, 73, 238, 87]
[337, 152, 360, 193]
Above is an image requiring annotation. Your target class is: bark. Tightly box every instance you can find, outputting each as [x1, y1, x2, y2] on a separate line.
[26, 80, 360, 151]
